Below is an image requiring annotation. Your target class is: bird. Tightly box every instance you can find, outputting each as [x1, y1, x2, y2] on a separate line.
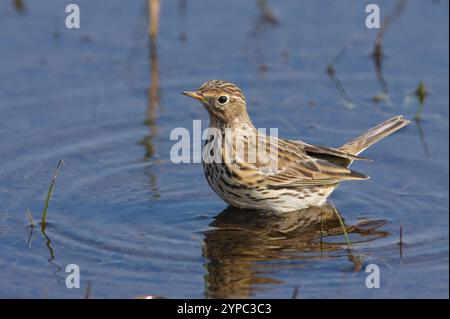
[182, 80, 410, 213]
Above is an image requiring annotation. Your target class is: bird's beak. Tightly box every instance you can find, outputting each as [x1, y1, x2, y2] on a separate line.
[182, 91, 204, 102]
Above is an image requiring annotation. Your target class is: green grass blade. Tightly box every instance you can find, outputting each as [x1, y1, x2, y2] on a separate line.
[332, 206, 352, 251]
[41, 160, 65, 232]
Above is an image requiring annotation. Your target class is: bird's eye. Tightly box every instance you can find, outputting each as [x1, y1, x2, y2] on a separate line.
[217, 96, 228, 105]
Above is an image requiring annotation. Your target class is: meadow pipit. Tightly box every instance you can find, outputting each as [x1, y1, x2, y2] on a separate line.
[183, 80, 409, 213]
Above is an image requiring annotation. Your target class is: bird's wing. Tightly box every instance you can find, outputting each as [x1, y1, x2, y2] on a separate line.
[291, 140, 370, 167]
[260, 139, 369, 187]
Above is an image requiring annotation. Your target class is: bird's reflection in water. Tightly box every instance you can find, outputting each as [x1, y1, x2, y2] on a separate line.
[203, 202, 388, 298]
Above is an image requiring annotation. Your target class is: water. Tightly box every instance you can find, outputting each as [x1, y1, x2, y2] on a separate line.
[0, 0, 448, 298]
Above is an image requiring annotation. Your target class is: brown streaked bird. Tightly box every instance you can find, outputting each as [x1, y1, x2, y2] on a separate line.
[182, 80, 410, 213]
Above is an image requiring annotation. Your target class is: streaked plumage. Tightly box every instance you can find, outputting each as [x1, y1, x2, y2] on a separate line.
[183, 80, 410, 213]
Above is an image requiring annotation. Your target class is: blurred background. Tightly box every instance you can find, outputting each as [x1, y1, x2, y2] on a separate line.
[0, 0, 448, 298]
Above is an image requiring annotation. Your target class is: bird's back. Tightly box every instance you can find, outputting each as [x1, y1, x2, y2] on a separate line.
[201, 129, 366, 212]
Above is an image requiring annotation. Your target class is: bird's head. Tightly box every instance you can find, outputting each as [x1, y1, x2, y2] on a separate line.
[183, 80, 250, 125]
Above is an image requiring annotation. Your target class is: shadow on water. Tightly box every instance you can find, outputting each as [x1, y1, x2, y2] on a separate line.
[202, 202, 388, 298]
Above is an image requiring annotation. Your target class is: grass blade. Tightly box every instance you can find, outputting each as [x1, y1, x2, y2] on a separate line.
[41, 160, 65, 232]
[26, 208, 35, 227]
[332, 206, 352, 251]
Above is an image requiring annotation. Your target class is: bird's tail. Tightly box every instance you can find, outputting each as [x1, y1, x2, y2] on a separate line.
[339, 115, 410, 156]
